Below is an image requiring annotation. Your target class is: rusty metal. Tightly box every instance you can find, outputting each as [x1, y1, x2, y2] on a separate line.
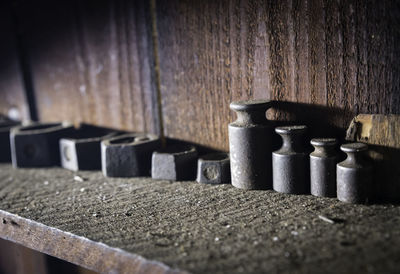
[272, 125, 309, 194]
[60, 125, 120, 171]
[337, 143, 373, 204]
[310, 138, 339, 197]
[10, 122, 76, 167]
[151, 144, 198, 181]
[0, 120, 20, 162]
[228, 100, 273, 190]
[101, 133, 161, 178]
[196, 153, 230, 184]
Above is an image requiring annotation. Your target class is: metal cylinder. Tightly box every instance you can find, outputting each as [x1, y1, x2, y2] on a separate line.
[272, 125, 308, 194]
[337, 143, 372, 204]
[310, 138, 338, 197]
[228, 100, 273, 190]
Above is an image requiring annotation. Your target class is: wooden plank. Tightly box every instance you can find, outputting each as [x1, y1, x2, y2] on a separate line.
[346, 114, 400, 201]
[155, 0, 400, 151]
[0, 211, 180, 274]
[15, 0, 160, 134]
[0, 164, 400, 273]
[0, 1, 30, 121]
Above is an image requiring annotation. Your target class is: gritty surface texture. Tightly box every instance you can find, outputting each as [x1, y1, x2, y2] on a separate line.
[0, 163, 399, 274]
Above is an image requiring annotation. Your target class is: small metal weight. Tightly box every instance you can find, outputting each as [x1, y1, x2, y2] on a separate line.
[337, 143, 372, 204]
[273, 125, 308, 194]
[310, 138, 338, 197]
[228, 100, 273, 190]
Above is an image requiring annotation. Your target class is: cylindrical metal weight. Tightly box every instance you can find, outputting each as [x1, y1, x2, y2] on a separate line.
[273, 125, 308, 194]
[310, 138, 338, 197]
[228, 100, 273, 190]
[337, 143, 372, 204]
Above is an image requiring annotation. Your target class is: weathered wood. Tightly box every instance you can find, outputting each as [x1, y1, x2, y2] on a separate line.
[0, 211, 181, 274]
[0, 2, 30, 121]
[15, 0, 160, 134]
[155, 0, 400, 151]
[346, 114, 400, 201]
[0, 164, 400, 273]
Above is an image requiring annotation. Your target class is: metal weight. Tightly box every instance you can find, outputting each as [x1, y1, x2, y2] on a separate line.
[228, 100, 273, 190]
[60, 124, 120, 171]
[310, 138, 338, 197]
[102, 133, 161, 178]
[10, 122, 76, 167]
[272, 125, 309, 194]
[337, 143, 373, 204]
[196, 153, 230, 184]
[151, 144, 198, 181]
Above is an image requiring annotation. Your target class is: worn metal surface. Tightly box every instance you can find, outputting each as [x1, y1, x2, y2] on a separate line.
[10, 122, 76, 168]
[196, 153, 230, 185]
[273, 125, 309, 194]
[310, 138, 339, 198]
[346, 114, 400, 201]
[337, 143, 373, 204]
[102, 133, 161, 178]
[60, 125, 119, 171]
[152, 145, 198, 181]
[228, 100, 273, 190]
[0, 121, 20, 162]
[0, 164, 400, 273]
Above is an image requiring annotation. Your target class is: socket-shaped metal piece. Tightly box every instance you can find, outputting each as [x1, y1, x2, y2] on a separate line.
[151, 144, 198, 181]
[0, 120, 20, 162]
[228, 100, 273, 190]
[10, 122, 76, 167]
[60, 125, 120, 171]
[273, 125, 309, 194]
[102, 133, 161, 178]
[310, 138, 339, 197]
[196, 153, 230, 184]
[337, 143, 372, 204]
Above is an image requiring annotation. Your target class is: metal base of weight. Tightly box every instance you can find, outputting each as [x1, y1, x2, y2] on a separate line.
[273, 125, 309, 194]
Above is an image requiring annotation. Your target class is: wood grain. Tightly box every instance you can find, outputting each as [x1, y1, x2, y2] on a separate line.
[155, 0, 400, 151]
[0, 211, 181, 274]
[0, 1, 29, 121]
[346, 114, 400, 200]
[15, 0, 160, 134]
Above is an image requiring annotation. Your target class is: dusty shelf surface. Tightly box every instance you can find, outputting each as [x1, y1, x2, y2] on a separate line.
[0, 163, 399, 273]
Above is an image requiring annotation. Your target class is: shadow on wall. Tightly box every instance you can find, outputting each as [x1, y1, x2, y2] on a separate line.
[268, 100, 353, 148]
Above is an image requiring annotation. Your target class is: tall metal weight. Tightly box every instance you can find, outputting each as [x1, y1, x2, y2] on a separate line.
[337, 143, 372, 204]
[273, 126, 308, 194]
[228, 100, 273, 190]
[310, 138, 338, 197]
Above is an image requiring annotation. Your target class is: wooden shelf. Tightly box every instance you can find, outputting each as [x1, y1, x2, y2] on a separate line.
[0, 163, 399, 273]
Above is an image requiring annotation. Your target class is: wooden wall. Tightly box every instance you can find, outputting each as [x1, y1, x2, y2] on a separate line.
[1, 0, 399, 151]
[0, 1, 30, 121]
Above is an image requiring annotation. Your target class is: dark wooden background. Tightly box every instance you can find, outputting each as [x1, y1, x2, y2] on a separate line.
[0, 1, 399, 272]
[1, 0, 399, 151]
